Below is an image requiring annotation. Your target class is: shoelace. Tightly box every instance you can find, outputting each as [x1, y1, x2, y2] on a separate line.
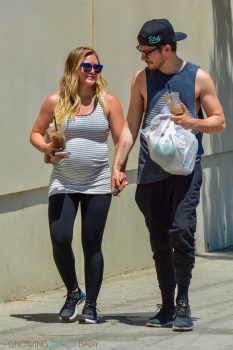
[153, 304, 166, 316]
[155, 303, 162, 312]
[63, 293, 79, 309]
[154, 303, 175, 317]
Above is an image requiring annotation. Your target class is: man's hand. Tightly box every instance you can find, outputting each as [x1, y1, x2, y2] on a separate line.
[171, 103, 195, 130]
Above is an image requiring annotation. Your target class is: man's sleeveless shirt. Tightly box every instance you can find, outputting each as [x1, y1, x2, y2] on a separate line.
[137, 62, 204, 184]
[49, 101, 111, 196]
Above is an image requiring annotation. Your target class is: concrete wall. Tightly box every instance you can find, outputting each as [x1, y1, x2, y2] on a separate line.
[1, 0, 233, 300]
[195, 0, 233, 252]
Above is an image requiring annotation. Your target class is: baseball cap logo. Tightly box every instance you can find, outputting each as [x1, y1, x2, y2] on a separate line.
[148, 35, 161, 44]
[137, 19, 187, 46]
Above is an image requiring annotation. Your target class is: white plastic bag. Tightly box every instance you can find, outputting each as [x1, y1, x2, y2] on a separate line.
[142, 113, 198, 175]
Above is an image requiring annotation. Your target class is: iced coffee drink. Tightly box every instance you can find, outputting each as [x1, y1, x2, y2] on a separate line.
[164, 92, 183, 115]
[44, 124, 66, 164]
[48, 126, 66, 150]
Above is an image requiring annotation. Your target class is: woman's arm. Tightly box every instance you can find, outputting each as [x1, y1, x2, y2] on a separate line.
[104, 92, 124, 146]
[104, 92, 125, 194]
[30, 92, 58, 154]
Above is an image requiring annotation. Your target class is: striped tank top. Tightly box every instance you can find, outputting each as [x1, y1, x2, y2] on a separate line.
[48, 101, 111, 196]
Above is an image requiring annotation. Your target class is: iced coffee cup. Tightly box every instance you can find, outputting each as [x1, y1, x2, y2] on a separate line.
[44, 124, 66, 164]
[164, 92, 183, 115]
[48, 125, 66, 150]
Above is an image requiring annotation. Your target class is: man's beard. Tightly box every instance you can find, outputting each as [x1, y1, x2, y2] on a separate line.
[145, 59, 165, 71]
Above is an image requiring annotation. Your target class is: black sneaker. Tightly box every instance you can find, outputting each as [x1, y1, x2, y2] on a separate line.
[146, 304, 174, 327]
[78, 302, 99, 324]
[59, 289, 85, 321]
[173, 300, 194, 331]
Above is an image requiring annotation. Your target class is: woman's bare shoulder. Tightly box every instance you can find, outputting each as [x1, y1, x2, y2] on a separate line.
[101, 92, 123, 118]
[103, 91, 121, 104]
[43, 92, 59, 106]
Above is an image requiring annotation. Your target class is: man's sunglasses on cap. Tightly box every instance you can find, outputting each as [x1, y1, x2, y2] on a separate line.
[136, 45, 163, 58]
[81, 62, 103, 74]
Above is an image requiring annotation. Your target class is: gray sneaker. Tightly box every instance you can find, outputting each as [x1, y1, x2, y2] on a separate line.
[59, 290, 85, 321]
[173, 301, 194, 331]
[78, 302, 99, 324]
[146, 305, 174, 327]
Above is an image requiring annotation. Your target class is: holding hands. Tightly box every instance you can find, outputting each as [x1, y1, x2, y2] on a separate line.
[111, 167, 128, 196]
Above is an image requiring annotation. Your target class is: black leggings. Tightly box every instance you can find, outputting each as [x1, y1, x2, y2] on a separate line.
[48, 193, 111, 304]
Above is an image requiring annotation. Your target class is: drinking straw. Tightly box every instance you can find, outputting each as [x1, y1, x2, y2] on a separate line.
[166, 82, 172, 93]
[53, 116, 57, 131]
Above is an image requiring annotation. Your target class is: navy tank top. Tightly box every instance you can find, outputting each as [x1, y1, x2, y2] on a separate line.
[137, 62, 204, 184]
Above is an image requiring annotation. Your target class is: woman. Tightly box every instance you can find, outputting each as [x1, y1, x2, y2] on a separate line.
[30, 47, 124, 324]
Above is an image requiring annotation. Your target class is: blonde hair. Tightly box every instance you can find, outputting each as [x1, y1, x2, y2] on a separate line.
[55, 47, 107, 125]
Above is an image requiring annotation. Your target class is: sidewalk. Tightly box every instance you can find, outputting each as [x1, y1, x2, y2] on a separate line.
[1, 249, 233, 350]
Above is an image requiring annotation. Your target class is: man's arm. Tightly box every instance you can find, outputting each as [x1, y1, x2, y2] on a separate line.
[111, 70, 145, 193]
[172, 68, 226, 133]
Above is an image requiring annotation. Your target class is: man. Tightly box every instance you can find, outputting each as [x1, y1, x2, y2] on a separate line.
[111, 19, 225, 331]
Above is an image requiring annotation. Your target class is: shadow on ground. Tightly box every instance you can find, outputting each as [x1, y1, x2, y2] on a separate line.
[10, 312, 199, 327]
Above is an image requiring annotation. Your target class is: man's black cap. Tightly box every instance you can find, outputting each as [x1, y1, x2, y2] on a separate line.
[137, 19, 187, 46]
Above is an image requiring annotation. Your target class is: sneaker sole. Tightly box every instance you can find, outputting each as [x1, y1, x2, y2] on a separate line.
[59, 293, 86, 322]
[173, 325, 193, 331]
[146, 321, 174, 328]
[59, 305, 78, 322]
[78, 316, 99, 324]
